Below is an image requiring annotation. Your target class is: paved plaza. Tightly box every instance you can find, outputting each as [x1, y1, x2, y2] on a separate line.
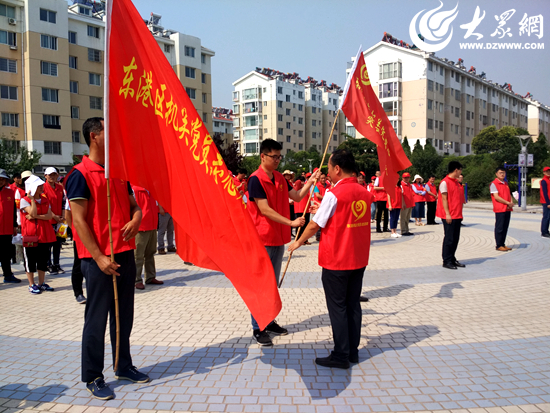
[1, 206, 549, 413]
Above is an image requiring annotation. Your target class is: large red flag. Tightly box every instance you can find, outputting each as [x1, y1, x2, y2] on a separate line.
[340, 47, 411, 194]
[105, 0, 281, 330]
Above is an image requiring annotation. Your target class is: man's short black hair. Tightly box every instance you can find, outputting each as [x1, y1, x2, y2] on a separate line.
[260, 139, 282, 154]
[429, 174, 436, 179]
[329, 149, 356, 175]
[496, 166, 506, 173]
[13, 172, 21, 179]
[237, 168, 247, 175]
[83, 117, 104, 147]
[448, 160, 463, 173]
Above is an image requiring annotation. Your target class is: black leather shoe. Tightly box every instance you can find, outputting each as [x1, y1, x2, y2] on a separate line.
[402, 232, 414, 236]
[376, 229, 383, 233]
[443, 263, 457, 270]
[315, 355, 350, 369]
[349, 354, 359, 363]
[359, 296, 369, 302]
[383, 229, 391, 232]
[454, 261, 466, 268]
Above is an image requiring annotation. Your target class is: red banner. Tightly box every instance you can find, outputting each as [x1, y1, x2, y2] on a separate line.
[107, 0, 281, 330]
[341, 50, 411, 194]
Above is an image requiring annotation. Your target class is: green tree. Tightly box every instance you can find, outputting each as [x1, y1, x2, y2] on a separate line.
[337, 136, 378, 175]
[0, 136, 42, 177]
[212, 132, 243, 174]
[472, 126, 529, 166]
[402, 137, 412, 159]
[410, 139, 442, 179]
[239, 155, 260, 175]
[528, 133, 549, 176]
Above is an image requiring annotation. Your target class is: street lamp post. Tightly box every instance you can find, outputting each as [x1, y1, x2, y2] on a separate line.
[443, 142, 451, 155]
[516, 135, 532, 211]
[307, 159, 314, 173]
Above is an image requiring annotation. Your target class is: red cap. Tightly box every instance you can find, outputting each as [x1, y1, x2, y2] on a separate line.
[306, 172, 312, 177]
[359, 171, 365, 176]
[313, 167, 319, 172]
[402, 172, 411, 178]
[544, 166, 550, 172]
[371, 176, 376, 180]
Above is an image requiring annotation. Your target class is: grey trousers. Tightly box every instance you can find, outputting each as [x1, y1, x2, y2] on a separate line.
[400, 207, 412, 233]
[135, 230, 157, 283]
[157, 213, 174, 249]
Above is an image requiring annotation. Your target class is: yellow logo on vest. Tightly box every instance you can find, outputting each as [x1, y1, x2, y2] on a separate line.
[351, 200, 367, 222]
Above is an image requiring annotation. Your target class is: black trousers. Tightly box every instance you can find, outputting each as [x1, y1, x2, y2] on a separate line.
[289, 204, 295, 221]
[72, 242, 84, 297]
[495, 211, 511, 248]
[442, 219, 462, 265]
[0, 234, 13, 277]
[321, 267, 365, 362]
[48, 233, 63, 267]
[296, 212, 310, 239]
[81, 250, 135, 382]
[426, 202, 437, 224]
[376, 201, 388, 231]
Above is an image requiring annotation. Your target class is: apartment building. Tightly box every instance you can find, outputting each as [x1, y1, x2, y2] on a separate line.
[346, 35, 533, 156]
[232, 68, 345, 156]
[212, 106, 233, 148]
[526, 97, 550, 140]
[0, 0, 214, 172]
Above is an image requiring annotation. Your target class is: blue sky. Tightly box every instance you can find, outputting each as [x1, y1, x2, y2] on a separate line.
[126, 0, 549, 108]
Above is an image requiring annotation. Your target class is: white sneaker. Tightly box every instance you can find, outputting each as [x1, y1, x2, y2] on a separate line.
[391, 233, 398, 238]
[396, 233, 402, 237]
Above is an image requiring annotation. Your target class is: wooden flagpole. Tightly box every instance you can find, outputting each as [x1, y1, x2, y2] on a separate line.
[104, 0, 120, 373]
[278, 108, 341, 288]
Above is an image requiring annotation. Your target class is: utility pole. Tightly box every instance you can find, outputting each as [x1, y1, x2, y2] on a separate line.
[515, 135, 533, 211]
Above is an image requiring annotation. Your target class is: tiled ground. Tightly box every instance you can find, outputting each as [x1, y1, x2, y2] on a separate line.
[1, 206, 549, 413]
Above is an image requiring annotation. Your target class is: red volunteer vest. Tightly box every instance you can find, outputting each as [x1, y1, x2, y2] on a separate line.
[0, 186, 15, 235]
[315, 182, 329, 201]
[425, 182, 437, 202]
[319, 178, 373, 270]
[387, 186, 403, 209]
[20, 195, 56, 243]
[373, 182, 388, 202]
[401, 181, 415, 208]
[11, 184, 24, 209]
[248, 168, 291, 246]
[294, 180, 313, 213]
[540, 176, 550, 204]
[436, 176, 464, 220]
[132, 185, 159, 231]
[43, 182, 64, 224]
[491, 178, 513, 213]
[413, 183, 426, 203]
[71, 156, 135, 259]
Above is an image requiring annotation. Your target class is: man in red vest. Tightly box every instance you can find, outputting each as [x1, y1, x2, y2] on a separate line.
[289, 149, 373, 369]
[0, 169, 20, 283]
[66, 117, 149, 400]
[490, 167, 514, 251]
[539, 166, 550, 238]
[400, 173, 415, 236]
[372, 171, 389, 233]
[436, 161, 466, 270]
[247, 139, 319, 346]
[132, 185, 163, 289]
[43, 167, 65, 274]
[425, 175, 438, 225]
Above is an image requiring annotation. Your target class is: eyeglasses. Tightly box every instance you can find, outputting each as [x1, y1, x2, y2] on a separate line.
[263, 154, 283, 161]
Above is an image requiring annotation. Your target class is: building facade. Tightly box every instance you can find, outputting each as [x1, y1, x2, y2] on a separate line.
[232, 68, 345, 156]
[526, 98, 550, 140]
[346, 38, 532, 156]
[212, 106, 233, 148]
[0, 0, 214, 172]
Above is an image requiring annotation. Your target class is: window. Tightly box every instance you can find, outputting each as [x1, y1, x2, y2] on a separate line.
[79, 6, 91, 15]
[71, 106, 79, 119]
[41, 34, 57, 50]
[72, 131, 80, 143]
[184, 46, 195, 57]
[435, 120, 438, 129]
[455, 108, 459, 117]
[40, 61, 57, 76]
[455, 125, 459, 134]
[286, 136, 291, 142]
[299, 144, 303, 150]
[0, 30, 16, 46]
[492, 104, 496, 112]
[298, 117, 303, 125]
[286, 122, 290, 129]
[0, 4, 16, 18]
[202, 93, 207, 104]
[1, 113, 18, 127]
[0, 85, 17, 100]
[263, 101, 267, 107]
[44, 141, 61, 154]
[277, 101, 282, 108]
[428, 61, 433, 71]
[87, 25, 100, 38]
[278, 128, 283, 135]
[451, 71, 454, 78]
[312, 120, 316, 126]
[379, 62, 402, 80]
[440, 66, 444, 75]
[286, 109, 290, 116]
[333, 134, 337, 141]
[428, 99, 433, 110]
[298, 131, 303, 137]
[298, 91, 304, 99]
[439, 103, 444, 113]
[263, 115, 267, 120]
[439, 121, 444, 131]
[185, 67, 195, 78]
[439, 83, 444, 95]
[428, 80, 434, 91]
[277, 87, 282, 94]
[201, 73, 206, 84]
[89, 96, 102, 110]
[0, 58, 16, 73]
[466, 127, 470, 136]
[456, 73, 460, 82]
[43, 115, 60, 129]
[298, 104, 303, 111]
[88, 73, 101, 86]
[185, 88, 196, 99]
[67, 57, 77, 70]
[245, 143, 258, 154]
[312, 132, 317, 139]
[455, 90, 460, 100]
[483, 100, 486, 109]
[42, 88, 58, 103]
[40, 9, 56, 24]
[164, 44, 171, 53]
[88, 48, 101, 62]
[277, 115, 283, 121]
[70, 81, 78, 94]
[467, 78, 470, 87]
[286, 95, 290, 102]
[68, 31, 77, 44]
[202, 112, 207, 123]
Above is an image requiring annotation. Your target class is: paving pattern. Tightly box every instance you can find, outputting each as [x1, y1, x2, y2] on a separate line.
[0, 206, 549, 413]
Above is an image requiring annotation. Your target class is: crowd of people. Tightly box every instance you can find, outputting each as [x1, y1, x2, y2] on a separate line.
[1, 120, 550, 398]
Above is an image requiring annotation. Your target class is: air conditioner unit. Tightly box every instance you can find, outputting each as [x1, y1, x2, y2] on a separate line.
[9, 45, 17, 50]
[8, 18, 16, 25]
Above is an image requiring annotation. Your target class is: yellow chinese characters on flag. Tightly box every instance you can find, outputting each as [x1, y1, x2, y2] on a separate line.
[106, 0, 281, 330]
